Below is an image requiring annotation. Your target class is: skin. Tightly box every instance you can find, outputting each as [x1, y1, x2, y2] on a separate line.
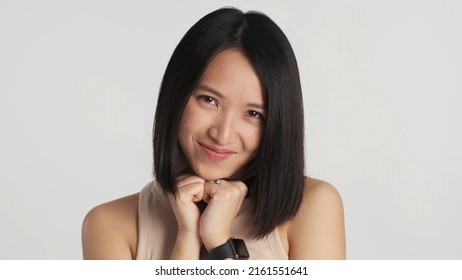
[81, 49, 346, 260]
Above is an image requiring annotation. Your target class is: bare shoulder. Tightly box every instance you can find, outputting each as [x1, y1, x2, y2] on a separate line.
[304, 177, 343, 209]
[81, 193, 139, 259]
[287, 177, 346, 259]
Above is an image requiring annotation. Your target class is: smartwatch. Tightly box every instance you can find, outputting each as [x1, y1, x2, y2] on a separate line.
[208, 237, 250, 260]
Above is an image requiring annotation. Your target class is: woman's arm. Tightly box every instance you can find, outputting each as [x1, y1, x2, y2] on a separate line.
[287, 178, 346, 259]
[81, 193, 139, 260]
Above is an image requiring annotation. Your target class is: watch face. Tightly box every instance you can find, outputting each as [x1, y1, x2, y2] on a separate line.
[232, 239, 250, 260]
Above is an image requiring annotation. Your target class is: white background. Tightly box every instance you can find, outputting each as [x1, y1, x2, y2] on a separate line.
[1, 0, 461, 259]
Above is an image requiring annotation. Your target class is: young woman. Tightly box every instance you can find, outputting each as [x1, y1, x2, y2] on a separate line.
[82, 7, 345, 260]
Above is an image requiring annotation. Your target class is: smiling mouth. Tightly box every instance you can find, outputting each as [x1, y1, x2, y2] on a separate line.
[199, 142, 236, 161]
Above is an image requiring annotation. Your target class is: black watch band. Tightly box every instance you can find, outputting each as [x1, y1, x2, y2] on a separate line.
[208, 237, 250, 260]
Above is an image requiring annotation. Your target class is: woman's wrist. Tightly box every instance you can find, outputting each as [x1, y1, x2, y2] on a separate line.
[201, 233, 230, 251]
[177, 230, 202, 246]
[170, 231, 202, 260]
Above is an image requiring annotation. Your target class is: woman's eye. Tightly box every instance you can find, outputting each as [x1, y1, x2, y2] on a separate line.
[198, 95, 217, 105]
[246, 110, 265, 120]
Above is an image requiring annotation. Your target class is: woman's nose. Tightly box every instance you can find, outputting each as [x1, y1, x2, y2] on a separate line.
[208, 113, 237, 145]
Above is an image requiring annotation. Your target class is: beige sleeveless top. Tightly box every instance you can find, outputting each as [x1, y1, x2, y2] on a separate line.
[136, 181, 288, 260]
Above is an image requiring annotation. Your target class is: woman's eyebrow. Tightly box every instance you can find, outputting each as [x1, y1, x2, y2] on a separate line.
[194, 85, 225, 99]
[248, 103, 264, 110]
[195, 84, 265, 110]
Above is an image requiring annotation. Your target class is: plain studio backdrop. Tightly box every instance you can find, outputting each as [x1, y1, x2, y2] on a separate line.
[1, 0, 461, 259]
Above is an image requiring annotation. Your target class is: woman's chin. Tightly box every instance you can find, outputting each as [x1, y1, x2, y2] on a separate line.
[192, 167, 235, 181]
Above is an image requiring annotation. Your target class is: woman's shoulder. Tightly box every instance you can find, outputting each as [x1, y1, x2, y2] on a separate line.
[303, 177, 342, 201]
[286, 177, 346, 259]
[81, 192, 139, 259]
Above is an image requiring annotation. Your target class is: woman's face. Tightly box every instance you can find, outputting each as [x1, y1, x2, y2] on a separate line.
[178, 49, 265, 180]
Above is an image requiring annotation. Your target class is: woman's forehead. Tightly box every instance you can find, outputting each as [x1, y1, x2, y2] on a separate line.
[196, 49, 264, 105]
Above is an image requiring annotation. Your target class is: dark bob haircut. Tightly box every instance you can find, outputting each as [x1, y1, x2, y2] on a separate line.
[153, 7, 305, 238]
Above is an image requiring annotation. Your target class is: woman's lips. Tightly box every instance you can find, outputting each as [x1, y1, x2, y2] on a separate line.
[199, 142, 236, 161]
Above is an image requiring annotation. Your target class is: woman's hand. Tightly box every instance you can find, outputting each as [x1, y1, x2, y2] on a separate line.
[169, 175, 205, 235]
[168, 175, 205, 259]
[168, 176, 247, 258]
[199, 179, 248, 251]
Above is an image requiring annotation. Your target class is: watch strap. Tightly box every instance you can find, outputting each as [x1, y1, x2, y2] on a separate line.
[208, 237, 249, 260]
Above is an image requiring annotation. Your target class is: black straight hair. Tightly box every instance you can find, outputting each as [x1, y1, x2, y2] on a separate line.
[153, 7, 305, 238]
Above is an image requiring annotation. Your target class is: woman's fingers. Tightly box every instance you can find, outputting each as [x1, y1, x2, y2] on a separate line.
[173, 175, 206, 202]
[200, 180, 248, 250]
[174, 181, 205, 203]
[204, 180, 247, 202]
[169, 175, 206, 234]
